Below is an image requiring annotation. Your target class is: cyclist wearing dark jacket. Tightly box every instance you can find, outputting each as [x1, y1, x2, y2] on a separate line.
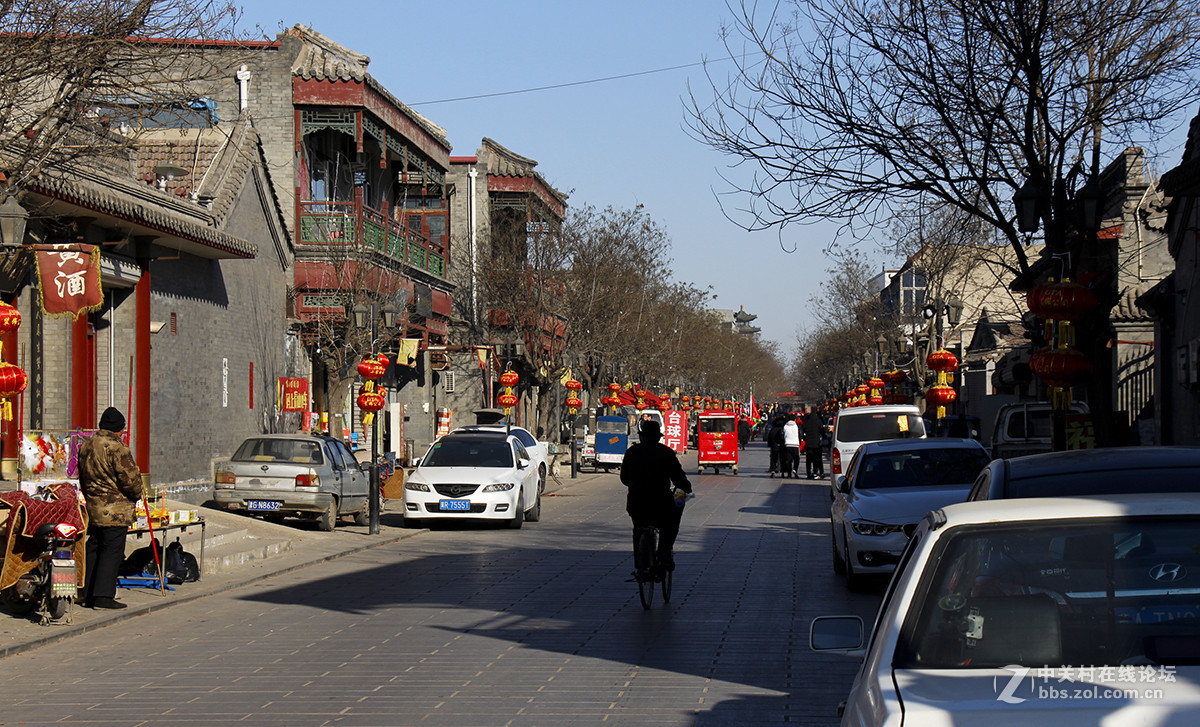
[620, 420, 692, 571]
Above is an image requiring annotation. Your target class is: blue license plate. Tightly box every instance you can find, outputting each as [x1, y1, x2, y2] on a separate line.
[247, 500, 282, 512]
[439, 499, 470, 512]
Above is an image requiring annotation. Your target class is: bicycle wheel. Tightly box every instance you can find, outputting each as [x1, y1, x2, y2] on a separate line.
[660, 568, 672, 603]
[635, 528, 657, 610]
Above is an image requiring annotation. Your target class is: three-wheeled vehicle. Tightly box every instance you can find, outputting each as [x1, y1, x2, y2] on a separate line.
[697, 410, 739, 475]
[594, 415, 630, 472]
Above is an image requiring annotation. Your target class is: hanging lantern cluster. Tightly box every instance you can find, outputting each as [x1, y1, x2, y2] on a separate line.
[564, 378, 583, 415]
[600, 381, 622, 412]
[0, 302, 27, 422]
[355, 352, 390, 424]
[659, 395, 671, 411]
[867, 376, 885, 406]
[1027, 279, 1097, 410]
[680, 395, 691, 412]
[880, 369, 909, 404]
[633, 384, 648, 411]
[498, 366, 520, 414]
[925, 349, 959, 419]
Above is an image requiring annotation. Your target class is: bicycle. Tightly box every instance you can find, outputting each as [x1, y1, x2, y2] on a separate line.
[633, 524, 671, 609]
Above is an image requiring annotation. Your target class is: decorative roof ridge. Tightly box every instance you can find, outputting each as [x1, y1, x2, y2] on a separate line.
[286, 24, 370, 74]
[482, 137, 538, 170]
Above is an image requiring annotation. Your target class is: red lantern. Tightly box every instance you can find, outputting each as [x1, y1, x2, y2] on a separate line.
[1029, 347, 1093, 388]
[680, 403, 691, 411]
[497, 392, 519, 408]
[0, 302, 20, 335]
[867, 394, 883, 405]
[608, 382, 622, 394]
[565, 379, 582, 392]
[681, 395, 690, 405]
[867, 377, 886, 391]
[855, 384, 870, 395]
[925, 384, 957, 407]
[635, 400, 648, 410]
[357, 355, 387, 380]
[659, 398, 671, 411]
[880, 369, 908, 385]
[499, 370, 520, 388]
[1027, 281, 1097, 322]
[565, 396, 583, 411]
[356, 386, 386, 413]
[927, 349, 958, 373]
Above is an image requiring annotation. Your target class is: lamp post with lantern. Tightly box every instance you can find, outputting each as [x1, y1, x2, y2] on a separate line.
[352, 301, 399, 535]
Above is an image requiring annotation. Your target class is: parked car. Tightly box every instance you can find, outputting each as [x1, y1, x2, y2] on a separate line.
[402, 430, 542, 528]
[968, 446, 1200, 501]
[829, 404, 926, 495]
[451, 423, 548, 494]
[812, 494, 1200, 725]
[213, 433, 369, 531]
[831, 438, 990, 589]
[989, 401, 1089, 459]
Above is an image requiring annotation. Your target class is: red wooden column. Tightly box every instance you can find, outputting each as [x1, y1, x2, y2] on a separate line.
[0, 295, 18, 478]
[70, 315, 90, 429]
[134, 259, 150, 476]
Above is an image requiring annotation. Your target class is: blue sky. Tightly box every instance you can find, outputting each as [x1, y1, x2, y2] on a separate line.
[242, 1, 1197, 352]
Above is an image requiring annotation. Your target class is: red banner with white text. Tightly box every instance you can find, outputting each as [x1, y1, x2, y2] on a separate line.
[34, 244, 103, 319]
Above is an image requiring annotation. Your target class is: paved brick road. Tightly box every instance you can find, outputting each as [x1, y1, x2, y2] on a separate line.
[0, 444, 879, 726]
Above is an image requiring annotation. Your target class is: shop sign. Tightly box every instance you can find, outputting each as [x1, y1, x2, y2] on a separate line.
[279, 377, 309, 411]
[34, 244, 102, 319]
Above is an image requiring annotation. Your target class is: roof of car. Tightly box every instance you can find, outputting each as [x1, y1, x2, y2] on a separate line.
[438, 430, 513, 441]
[836, 404, 921, 417]
[1003, 446, 1200, 478]
[858, 438, 985, 454]
[937, 492, 1200, 528]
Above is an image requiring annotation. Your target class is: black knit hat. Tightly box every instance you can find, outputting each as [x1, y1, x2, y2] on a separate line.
[98, 407, 125, 432]
[639, 420, 662, 440]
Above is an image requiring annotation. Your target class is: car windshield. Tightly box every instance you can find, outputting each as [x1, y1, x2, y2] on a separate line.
[1002, 468, 1200, 498]
[596, 420, 627, 435]
[700, 418, 736, 433]
[422, 438, 513, 468]
[837, 412, 925, 443]
[896, 517, 1200, 669]
[855, 449, 989, 489]
[232, 438, 323, 464]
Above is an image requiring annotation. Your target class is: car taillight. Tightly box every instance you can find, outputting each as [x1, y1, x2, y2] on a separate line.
[295, 474, 320, 488]
[215, 470, 236, 485]
[53, 523, 78, 539]
[832, 448, 842, 474]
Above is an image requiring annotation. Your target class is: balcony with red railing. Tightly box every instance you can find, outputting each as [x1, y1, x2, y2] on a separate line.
[296, 190, 447, 279]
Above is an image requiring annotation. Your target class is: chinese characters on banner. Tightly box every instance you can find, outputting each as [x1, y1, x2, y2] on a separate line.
[664, 411, 688, 453]
[279, 377, 309, 411]
[34, 244, 102, 318]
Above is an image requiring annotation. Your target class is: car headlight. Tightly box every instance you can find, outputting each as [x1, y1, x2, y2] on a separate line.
[404, 482, 430, 491]
[482, 482, 515, 492]
[850, 520, 902, 537]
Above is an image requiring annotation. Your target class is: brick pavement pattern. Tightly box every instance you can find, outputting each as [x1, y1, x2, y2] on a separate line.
[0, 445, 878, 726]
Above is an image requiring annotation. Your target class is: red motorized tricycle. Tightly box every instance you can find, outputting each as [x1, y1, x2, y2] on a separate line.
[697, 410, 738, 475]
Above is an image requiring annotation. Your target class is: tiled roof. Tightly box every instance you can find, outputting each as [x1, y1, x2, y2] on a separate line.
[480, 137, 568, 206]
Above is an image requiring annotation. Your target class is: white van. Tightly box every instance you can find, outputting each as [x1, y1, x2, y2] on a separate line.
[829, 404, 926, 497]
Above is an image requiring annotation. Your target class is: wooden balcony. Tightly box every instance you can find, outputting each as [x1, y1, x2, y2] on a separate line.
[296, 195, 446, 279]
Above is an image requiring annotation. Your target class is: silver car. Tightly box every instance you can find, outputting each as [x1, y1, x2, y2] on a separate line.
[213, 434, 370, 531]
[831, 438, 989, 589]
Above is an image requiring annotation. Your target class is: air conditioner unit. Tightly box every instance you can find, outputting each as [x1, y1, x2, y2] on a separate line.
[443, 371, 456, 393]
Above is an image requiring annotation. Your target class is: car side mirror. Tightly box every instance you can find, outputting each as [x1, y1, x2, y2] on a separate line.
[810, 615, 865, 656]
[411, 457, 422, 468]
[518, 457, 531, 469]
[836, 475, 850, 494]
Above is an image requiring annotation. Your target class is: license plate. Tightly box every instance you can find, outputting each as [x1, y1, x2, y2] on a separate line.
[248, 500, 282, 512]
[51, 562, 76, 595]
[439, 499, 470, 512]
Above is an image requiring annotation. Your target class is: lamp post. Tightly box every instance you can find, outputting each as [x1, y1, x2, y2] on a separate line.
[353, 301, 399, 535]
[0, 196, 29, 247]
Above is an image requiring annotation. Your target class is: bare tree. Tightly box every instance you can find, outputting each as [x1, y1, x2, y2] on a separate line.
[0, 1, 255, 199]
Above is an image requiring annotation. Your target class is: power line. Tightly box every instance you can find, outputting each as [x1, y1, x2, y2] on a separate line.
[410, 58, 721, 106]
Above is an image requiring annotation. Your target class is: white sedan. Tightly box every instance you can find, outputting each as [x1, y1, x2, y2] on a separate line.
[812, 494, 1200, 725]
[402, 431, 542, 528]
[450, 424, 548, 494]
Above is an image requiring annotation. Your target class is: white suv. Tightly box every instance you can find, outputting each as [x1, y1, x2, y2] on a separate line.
[829, 404, 926, 497]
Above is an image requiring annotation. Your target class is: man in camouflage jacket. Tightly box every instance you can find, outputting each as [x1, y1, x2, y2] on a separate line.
[78, 407, 143, 609]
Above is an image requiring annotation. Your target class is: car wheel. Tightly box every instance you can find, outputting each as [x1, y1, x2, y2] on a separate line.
[317, 497, 337, 532]
[831, 524, 846, 574]
[353, 499, 369, 526]
[506, 491, 524, 529]
[524, 492, 541, 522]
[538, 464, 547, 495]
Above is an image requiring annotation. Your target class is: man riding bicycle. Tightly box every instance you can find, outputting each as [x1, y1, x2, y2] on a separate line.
[620, 420, 693, 576]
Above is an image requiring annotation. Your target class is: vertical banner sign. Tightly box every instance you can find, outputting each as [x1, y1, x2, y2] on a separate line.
[279, 377, 310, 412]
[664, 411, 687, 453]
[34, 244, 103, 319]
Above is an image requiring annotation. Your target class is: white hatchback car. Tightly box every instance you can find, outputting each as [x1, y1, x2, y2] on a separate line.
[829, 404, 926, 497]
[451, 424, 548, 494]
[812, 494, 1200, 725]
[402, 431, 542, 528]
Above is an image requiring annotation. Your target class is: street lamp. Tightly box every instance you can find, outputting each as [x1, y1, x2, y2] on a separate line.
[0, 196, 29, 247]
[353, 300, 400, 534]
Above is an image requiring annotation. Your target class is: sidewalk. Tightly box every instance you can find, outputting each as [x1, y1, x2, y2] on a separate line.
[0, 468, 605, 659]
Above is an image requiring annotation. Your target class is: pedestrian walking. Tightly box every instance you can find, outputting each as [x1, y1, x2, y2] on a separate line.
[767, 415, 786, 476]
[78, 407, 143, 610]
[802, 409, 825, 479]
[782, 416, 801, 479]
